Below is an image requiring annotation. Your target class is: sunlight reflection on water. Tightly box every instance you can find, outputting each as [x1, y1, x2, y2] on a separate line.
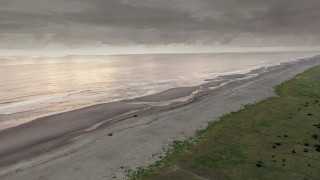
[0, 52, 317, 122]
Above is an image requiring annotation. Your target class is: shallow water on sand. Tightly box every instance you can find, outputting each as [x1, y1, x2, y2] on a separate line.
[0, 52, 318, 127]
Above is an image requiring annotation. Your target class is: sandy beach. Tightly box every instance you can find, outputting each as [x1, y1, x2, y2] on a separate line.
[0, 55, 320, 180]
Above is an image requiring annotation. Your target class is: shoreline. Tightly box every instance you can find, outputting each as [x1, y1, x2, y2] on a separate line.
[1, 52, 318, 130]
[0, 55, 320, 179]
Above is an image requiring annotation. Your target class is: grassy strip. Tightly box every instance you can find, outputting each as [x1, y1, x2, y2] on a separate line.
[128, 66, 320, 180]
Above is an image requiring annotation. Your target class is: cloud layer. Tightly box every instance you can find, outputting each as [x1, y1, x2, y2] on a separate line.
[1, 0, 320, 49]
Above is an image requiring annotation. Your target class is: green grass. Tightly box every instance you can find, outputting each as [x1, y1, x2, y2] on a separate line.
[129, 66, 320, 180]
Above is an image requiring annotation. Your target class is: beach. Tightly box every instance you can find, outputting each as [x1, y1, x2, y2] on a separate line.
[0, 55, 320, 180]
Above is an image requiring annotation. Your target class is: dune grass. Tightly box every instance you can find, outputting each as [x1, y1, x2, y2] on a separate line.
[129, 66, 320, 180]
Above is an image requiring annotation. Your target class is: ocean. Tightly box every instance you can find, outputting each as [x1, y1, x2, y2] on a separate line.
[0, 51, 318, 129]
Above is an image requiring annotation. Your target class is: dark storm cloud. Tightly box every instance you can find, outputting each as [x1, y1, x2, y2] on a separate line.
[1, 0, 320, 49]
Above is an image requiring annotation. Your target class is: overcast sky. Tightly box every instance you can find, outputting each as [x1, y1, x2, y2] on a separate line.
[1, 0, 320, 55]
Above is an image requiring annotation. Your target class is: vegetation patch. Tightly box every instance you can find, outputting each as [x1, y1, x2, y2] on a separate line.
[128, 66, 320, 180]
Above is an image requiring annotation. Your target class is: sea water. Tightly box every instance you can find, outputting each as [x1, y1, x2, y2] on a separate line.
[0, 51, 318, 128]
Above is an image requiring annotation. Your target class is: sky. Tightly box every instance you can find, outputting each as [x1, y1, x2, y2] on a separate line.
[1, 0, 320, 56]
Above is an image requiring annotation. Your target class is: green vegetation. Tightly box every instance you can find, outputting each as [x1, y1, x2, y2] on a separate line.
[129, 66, 320, 180]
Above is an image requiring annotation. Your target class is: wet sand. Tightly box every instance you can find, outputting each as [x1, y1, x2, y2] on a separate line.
[0, 55, 320, 180]
[125, 86, 199, 102]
